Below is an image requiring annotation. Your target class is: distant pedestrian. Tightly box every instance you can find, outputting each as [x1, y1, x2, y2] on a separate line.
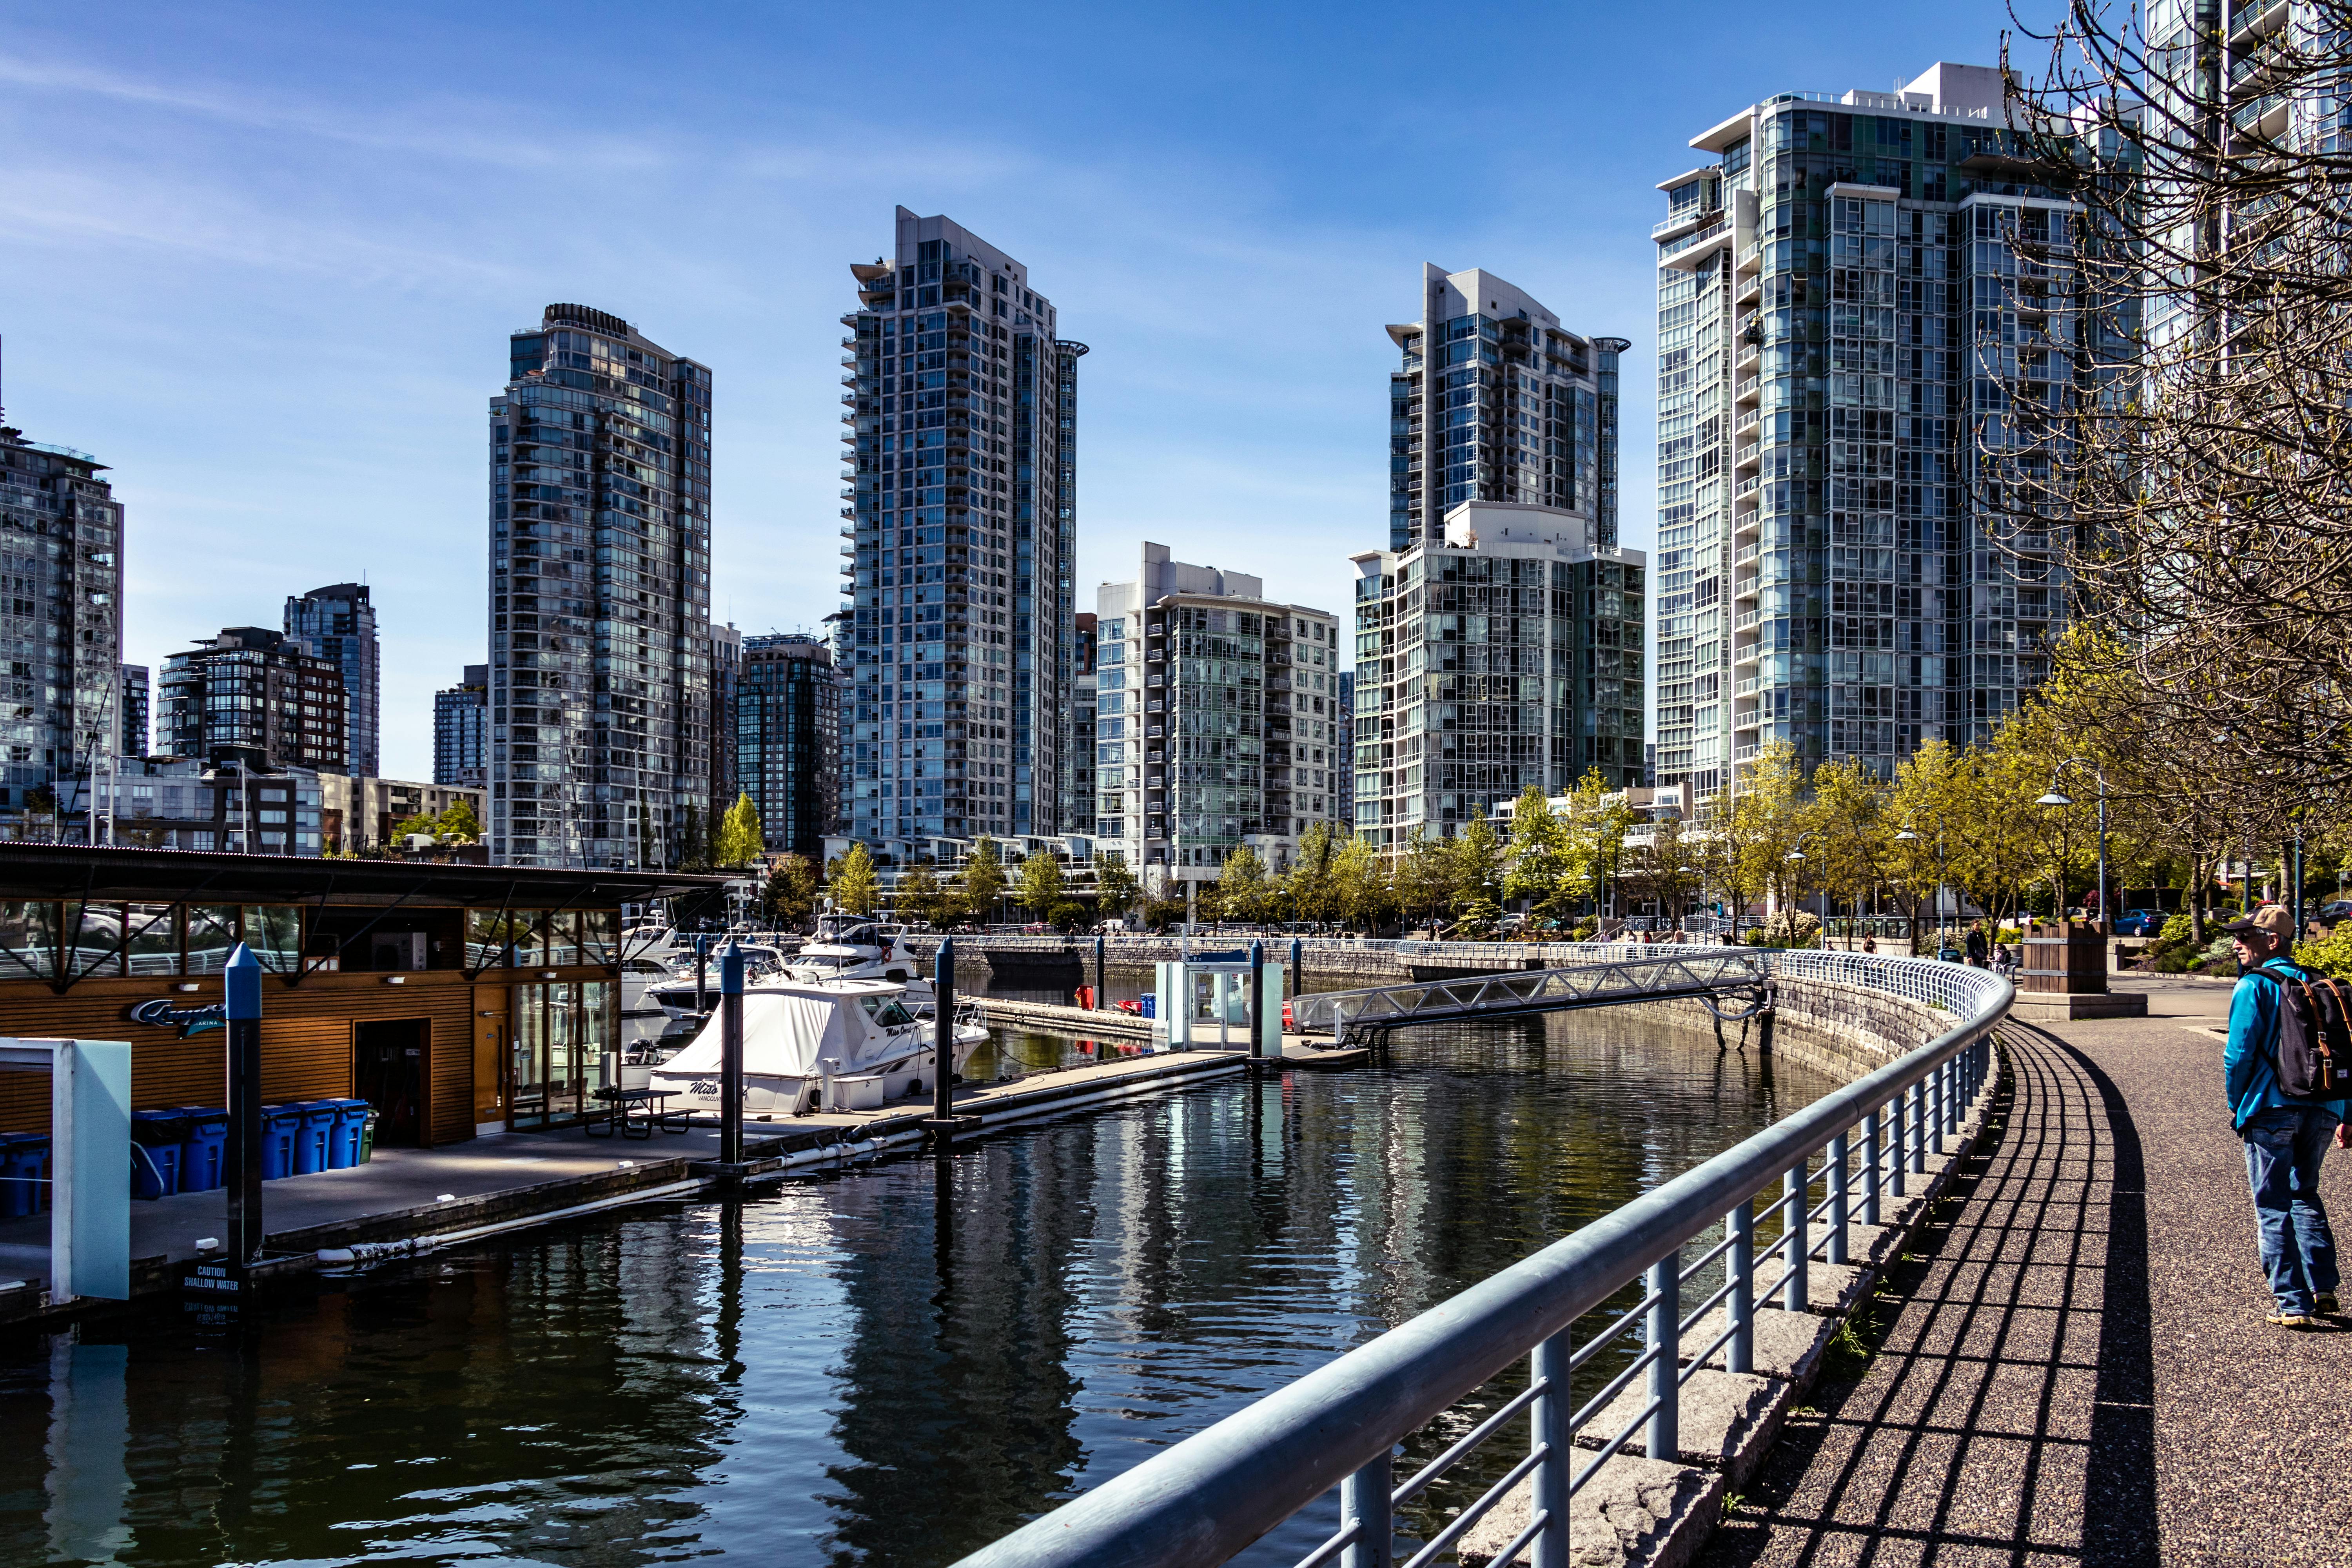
[2224, 905, 2348, 1328]
[1965, 922, 1989, 967]
[1861, 935, 1878, 955]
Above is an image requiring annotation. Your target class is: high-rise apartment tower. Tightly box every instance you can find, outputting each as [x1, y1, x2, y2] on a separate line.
[840, 208, 1083, 857]
[1095, 544, 1343, 893]
[434, 664, 488, 789]
[1357, 267, 1644, 846]
[284, 583, 379, 778]
[1652, 63, 2092, 805]
[736, 633, 841, 859]
[488, 303, 714, 867]
[0, 424, 124, 814]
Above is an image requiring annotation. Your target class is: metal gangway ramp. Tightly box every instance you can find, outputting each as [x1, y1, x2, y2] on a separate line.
[1288, 946, 1774, 1047]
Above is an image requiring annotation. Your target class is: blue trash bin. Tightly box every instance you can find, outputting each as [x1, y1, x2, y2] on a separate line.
[323, 1099, 369, 1170]
[131, 1110, 188, 1199]
[260, 1104, 302, 1181]
[294, 1102, 340, 1175]
[178, 1107, 228, 1193]
[0, 1133, 49, 1218]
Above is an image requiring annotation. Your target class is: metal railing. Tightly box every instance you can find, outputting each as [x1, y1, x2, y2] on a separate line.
[1288, 950, 1774, 1042]
[953, 950, 2010, 1568]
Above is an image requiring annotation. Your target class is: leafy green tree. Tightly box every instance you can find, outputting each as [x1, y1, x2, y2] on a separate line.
[1448, 814, 1504, 921]
[1285, 820, 1342, 928]
[1216, 846, 1271, 924]
[1332, 833, 1395, 933]
[714, 791, 765, 868]
[832, 842, 879, 916]
[764, 853, 820, 927]
[1394, 826, 1456, 931]
[896, 862, 952, 928]
[1094, 850, 1140, 921]
[1501, 786, 1573, 920]
[1018, 848, 1066, 919]
[961, 837, 1007, 924]
[437, 798, 483, 843]
[1049, 899, 1087, 933]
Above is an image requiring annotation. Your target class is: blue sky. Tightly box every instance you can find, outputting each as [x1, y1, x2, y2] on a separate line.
[0, 0, 2029, 779]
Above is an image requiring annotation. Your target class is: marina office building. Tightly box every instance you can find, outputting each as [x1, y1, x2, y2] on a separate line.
[488, 303, 716, 869]
[1357, 266, 1644, 846]
[1093, 543, 1344, 893]
[1652, 63, 2091, 806]
[0, 845, 725, 1146]
[840, 208, 1084, 859]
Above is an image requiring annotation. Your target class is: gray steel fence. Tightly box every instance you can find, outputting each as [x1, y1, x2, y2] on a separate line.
[952, 949, 2010, 1568]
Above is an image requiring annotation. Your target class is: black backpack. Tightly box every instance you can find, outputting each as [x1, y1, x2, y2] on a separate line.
[2255, 961, 2352, 1100]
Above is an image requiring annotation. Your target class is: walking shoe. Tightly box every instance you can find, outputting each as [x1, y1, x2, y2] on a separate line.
[2318, 1292, 2340, 1316]
[2268, 1310, 2318, 1329]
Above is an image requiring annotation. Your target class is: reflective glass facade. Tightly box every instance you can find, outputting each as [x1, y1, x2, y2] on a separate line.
[1656, 65, 2097, 806]
[736, 633, 840, 859]
[841, 208, 1081, 854]
[284, 582, 379, 778]
[488, 303, 713, 868]
[0, 428, 122, 810]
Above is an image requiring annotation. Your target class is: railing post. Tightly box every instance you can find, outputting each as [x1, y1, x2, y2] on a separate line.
[1728, 1200, 1754, 1375]
[1909, 1079, 1927, 1174]
[1782, 1165, 1808, 1311]
[1949, 1056, 1965, 1135]
[1862, 1105, 1882, 1226]
[1928, 1058, 1946, 1156]
[1340, 1448, 1392, 1568]
[1531, 1329, 1573, 1568]
[1647, 1251, 1679, 1463]
[1827, 1127, 1849, 1266]
[1887, 1092, 1907, 1199]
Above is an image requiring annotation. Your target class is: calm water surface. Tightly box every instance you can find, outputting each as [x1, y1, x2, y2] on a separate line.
[2, 1007, 1833, 1568]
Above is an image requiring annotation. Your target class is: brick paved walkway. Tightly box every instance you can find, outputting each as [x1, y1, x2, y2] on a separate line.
[1702, 976, 2352, 1567]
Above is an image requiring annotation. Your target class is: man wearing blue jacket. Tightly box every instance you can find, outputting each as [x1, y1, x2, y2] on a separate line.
[2225, 905, 2349, 1328]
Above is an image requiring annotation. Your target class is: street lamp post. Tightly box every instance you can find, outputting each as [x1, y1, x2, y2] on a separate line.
[2035, 757, 2109, 935]
[1786, 835, 1825, 949]
[1894, 821, 1949, 955]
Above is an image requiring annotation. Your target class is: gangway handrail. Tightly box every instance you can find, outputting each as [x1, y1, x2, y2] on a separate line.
[952, 949, 2011, 1568]
[1286, 948, 1775, 1040]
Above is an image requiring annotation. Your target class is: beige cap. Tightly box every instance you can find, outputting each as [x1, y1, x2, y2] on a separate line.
[2223, 906, 2294, 938]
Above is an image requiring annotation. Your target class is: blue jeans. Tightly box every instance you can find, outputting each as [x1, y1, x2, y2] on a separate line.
[2243, 1104, 2342, 1314]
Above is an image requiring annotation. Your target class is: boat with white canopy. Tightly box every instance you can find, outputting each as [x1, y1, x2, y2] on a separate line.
[646, 979, 988, 1114]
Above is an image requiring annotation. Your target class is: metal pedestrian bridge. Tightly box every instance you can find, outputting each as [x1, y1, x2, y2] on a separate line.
[1287, 948, 1775, 1047]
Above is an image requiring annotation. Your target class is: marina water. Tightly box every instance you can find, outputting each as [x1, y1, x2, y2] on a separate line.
[4, 1004, 1834, 1567]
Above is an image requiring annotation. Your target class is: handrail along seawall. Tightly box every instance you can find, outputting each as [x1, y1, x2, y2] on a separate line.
[952, 946, 2011, 1568]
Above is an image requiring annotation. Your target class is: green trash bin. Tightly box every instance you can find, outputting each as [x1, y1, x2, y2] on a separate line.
[358, 1109, 380, 1165]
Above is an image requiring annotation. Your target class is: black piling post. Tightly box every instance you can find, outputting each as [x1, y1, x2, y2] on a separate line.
[1095, 934, 1106, 1011]
[719, 938, 745, 1168]
[1756, 981, 1778, 1054]
[1249, 940, 1266, 1069]
[1289, 938, 1302, 1008]
[695, 935, 710, 1019]
[224, 943, 263, 1270]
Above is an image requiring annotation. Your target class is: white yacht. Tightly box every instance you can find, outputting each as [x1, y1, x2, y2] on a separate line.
[782, 918, 924, 987]
[647, 979, 989, 1115]
[647, 944, 793, 1020]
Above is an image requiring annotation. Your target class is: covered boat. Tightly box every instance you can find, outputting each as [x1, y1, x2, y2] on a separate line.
[646, 979, 986, 1114]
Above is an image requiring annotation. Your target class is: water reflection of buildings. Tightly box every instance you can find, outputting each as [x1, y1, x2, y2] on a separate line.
[23, 1220, 734, 1566]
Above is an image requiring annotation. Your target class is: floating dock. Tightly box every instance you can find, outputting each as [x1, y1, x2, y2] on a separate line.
[0, 1031, 1367, 1326]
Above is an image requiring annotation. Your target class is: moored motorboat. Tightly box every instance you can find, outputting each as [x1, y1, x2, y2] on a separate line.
[647, 979, 987, 1115]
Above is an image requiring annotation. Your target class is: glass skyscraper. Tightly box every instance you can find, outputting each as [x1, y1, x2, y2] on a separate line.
[1653, 63, 2093, 806]
[434, 664, 488, 789]
[840, 208, 1082, 856]
[284, 583, 379, 778]
[0, 424, 123, 816]
[1356, 266, 1644, 847]
[735, 633, 840, 859]
[488, 303, 713, 868]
